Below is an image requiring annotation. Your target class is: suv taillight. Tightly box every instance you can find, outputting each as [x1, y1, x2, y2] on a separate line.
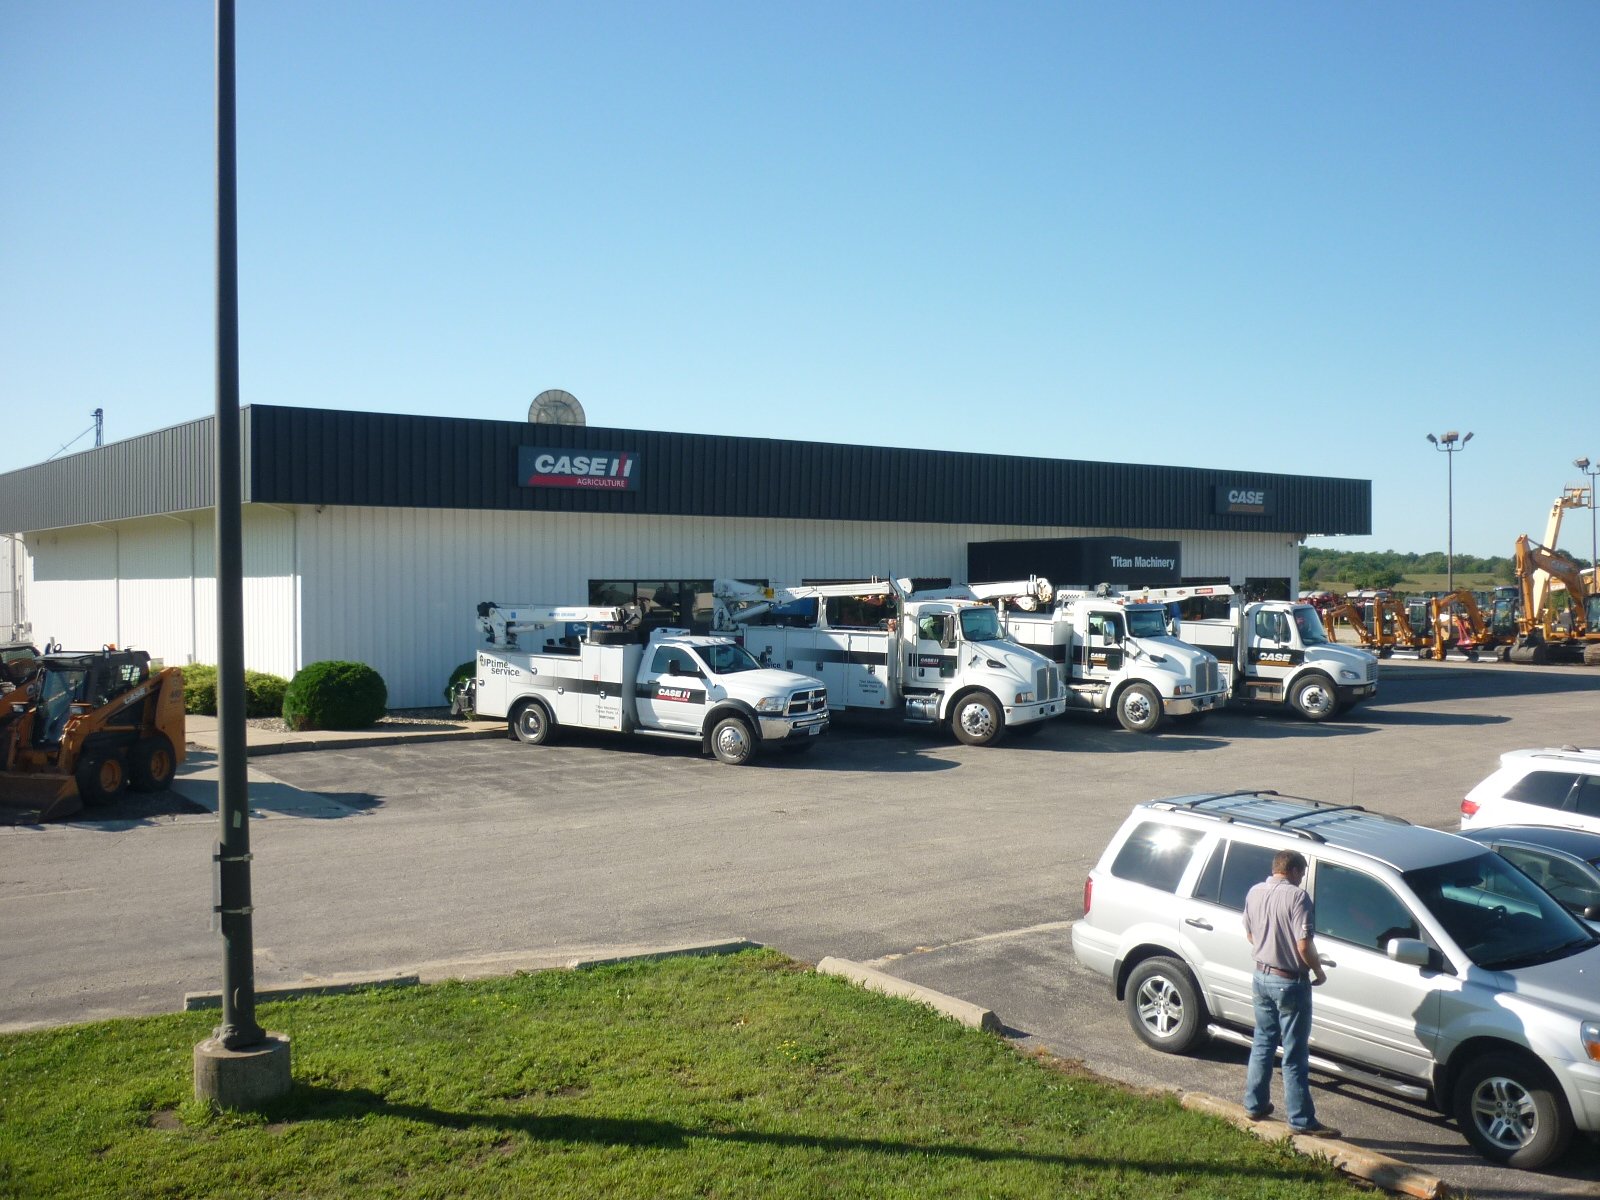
[1460, 798, 1479, 818]
[1083, 876, 1093, 916]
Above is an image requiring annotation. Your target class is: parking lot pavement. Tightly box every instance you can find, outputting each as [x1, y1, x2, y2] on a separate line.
[874, 921, 1600, 1200]
[4, 658, 1598, 1193]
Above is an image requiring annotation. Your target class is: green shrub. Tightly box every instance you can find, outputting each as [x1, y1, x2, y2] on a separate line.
[183, 664, 218, 715]
[445, 660, 476, 713]
[243, 670, 290, 718]
[281, 661, 388, 731]
[180, 665, 290, 718]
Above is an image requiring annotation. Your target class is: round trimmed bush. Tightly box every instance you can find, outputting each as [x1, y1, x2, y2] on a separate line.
[281, 661, 388, 731]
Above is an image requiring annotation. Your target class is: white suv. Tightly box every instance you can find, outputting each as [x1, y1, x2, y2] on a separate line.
[1072, 791, 1600, 1169]
[1461, 747, 1600, 835]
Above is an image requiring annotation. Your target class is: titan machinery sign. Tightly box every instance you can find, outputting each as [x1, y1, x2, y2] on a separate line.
[519, 447, 641, 491]
[1214, 485, 1275, 516]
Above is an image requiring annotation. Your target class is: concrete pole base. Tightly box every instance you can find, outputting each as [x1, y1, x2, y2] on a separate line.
[193, 1033, 292, 1110]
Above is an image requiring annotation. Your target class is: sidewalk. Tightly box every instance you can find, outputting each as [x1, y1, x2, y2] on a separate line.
[184, 713, 505, 757]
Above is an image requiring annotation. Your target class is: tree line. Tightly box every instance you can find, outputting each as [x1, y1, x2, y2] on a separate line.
[1300, 548, 1514, 590]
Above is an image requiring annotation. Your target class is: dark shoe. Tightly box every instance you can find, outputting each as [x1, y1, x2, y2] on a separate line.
[1292, 1122, 1341, 1139]
[1245, 1104, 1274, 1121]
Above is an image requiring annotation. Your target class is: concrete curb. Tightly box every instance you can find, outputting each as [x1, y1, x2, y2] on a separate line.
[1181, 1092, 1452, 1199]
[568, 939, 763, 969]
[815, 956, 1002, 1033]
[229, 728, 504, 757]
[184, 971, 420, 1011]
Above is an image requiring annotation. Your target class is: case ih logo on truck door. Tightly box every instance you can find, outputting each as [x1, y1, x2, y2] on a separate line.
[1214, 485, 1275, 516]
[519, 447, 641, 491]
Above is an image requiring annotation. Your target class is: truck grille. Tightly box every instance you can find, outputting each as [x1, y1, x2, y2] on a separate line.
[1037, 665, 1061, 702]
[1196, 659, 1220, 695]
[787, 688, 828, 715]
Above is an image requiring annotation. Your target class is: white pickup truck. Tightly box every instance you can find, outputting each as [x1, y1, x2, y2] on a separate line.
[464, 603, 829, 764]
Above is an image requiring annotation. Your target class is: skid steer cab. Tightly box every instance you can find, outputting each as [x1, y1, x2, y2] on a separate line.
[0, 648, 187, 822]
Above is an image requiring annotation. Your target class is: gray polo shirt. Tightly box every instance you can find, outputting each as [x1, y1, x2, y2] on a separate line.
[1243, 874, 1315, 973]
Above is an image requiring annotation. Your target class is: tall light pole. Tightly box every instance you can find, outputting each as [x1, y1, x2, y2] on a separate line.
[1426, 430, 1474, 595]
[1577, 456, 1599, 595]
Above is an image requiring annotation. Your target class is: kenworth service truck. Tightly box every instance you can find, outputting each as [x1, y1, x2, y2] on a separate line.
[464, 602, 829, 764]
[1164, 585, 1378, 720]
[921, 579, 1227, 733]
[711, 578, 1064, 745]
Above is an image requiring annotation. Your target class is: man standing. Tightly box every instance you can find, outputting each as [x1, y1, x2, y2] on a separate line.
[1241, 849, 1340, 1137]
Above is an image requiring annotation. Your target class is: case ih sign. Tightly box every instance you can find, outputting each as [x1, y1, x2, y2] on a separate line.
[519, 447, 641, 491]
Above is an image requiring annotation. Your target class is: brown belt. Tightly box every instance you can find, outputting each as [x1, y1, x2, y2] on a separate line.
[1256, 962, 1306, 979]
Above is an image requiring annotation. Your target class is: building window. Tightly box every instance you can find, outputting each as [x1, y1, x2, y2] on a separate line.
[589, 579, 718, 632]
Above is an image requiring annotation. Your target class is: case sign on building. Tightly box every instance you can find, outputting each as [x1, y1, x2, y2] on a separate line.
[519, 447, 641, 491]
[1215, 485, 1274, 516]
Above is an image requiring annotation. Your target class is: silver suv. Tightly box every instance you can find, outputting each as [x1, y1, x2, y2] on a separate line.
[1071, 791, 1600, 1170]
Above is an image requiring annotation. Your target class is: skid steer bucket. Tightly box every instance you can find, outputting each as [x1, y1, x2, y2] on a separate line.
[0, 773, 84, 824]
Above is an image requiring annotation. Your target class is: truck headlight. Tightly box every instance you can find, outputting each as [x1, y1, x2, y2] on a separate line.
[1339, 669, 1360, 682]
[1014, 690, 1035, 704]
[755, 696, 787, 714]
[1582, 1021, 1600, 1062]
[1173, 683, 1193, 696]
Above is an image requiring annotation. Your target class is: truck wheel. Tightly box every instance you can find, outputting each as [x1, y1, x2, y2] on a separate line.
[1289, 673, 1338, 721]
[75, 753, 127, 806]
[1115, 683, 1163, 733]
[1453, 1051, 1573, 1169]
[710, 716, 756, 765]
[510, 700, 555, 745]
[1124, 956, 1208, 1054]
[129, 735, 176, 793]
[950, 692, 1002, 746]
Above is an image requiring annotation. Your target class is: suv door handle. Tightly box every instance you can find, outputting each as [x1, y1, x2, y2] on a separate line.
[1184, 918, 1213, 930]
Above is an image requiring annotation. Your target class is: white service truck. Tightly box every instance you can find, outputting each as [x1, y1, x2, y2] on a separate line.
[1160, 585, 1379, 720]
[464, 602, 829, 764]
[711, 578, 1065, 745]
[924, 579, 1227, 733]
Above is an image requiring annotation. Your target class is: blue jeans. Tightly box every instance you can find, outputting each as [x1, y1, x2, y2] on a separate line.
[1243, 971, 1316, 1129]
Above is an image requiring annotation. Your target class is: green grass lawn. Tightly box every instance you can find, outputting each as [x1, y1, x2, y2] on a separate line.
[0, 950, 1370, 1199]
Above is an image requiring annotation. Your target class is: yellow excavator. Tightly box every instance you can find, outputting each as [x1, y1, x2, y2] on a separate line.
[1505, 536, 1597, 665]
[0, 647, 185, 822]
[1425, 589, 1498, 662]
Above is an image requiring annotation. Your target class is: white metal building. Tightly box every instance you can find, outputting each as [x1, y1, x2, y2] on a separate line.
[0, 405, 1370, 709]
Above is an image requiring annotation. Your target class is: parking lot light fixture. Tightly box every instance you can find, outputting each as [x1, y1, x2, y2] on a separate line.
[1426, 431, 1473, 595]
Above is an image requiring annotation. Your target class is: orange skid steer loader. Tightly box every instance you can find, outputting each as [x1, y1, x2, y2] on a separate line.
[0, 648, 185, 822]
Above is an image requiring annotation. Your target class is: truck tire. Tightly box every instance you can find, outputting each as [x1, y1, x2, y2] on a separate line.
[950, 692, 1002, 746]
[75, 753, 127, 806]
[1453, 1050, 1573, 1169]
[129, 735, 177, 793]
[709, 716, 757, 765]
[1289, 672, 1338, 722]
[510, 700, 556, 746]
[1124, 956, 1208, 1055]
[1114, 683, 1163, 734]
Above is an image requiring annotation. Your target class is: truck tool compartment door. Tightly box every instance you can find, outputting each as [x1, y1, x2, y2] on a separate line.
[636, 646, 705, 733]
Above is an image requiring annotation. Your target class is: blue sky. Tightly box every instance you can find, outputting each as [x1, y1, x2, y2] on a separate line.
[3, 2, 1596, 560]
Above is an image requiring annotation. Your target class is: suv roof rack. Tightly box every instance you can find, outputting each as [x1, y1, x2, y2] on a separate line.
[1154, 791, 1411, 845]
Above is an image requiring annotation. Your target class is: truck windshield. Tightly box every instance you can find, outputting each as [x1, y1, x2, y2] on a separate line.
[1126, 607, 1171, 638]
[1403, 852, 1598, 970]
[698, 642, 761, 675]
[960, 607, 1005, 643]
[1292, 605, 1331, 646]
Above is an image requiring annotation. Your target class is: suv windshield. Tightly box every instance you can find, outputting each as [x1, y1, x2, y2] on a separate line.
[1126, 607, 1171, 638]
[698, 642, 761, 675]
[960, 607, 1005, 643]
[1293, 605, 1331, 646]
[1404, 852, 1598, 970]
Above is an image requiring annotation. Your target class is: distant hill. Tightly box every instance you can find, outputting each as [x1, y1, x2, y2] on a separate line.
[1300, 548, 1513, 593]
